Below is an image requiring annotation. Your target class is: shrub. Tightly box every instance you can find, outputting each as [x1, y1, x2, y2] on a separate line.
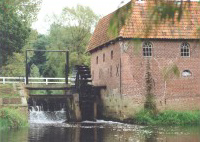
[134, 110, 200, 126]
[0, 107, 28, 129]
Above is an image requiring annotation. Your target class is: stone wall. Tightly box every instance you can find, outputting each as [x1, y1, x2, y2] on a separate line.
[0, 84, 28, 116]
[90, 39, 200, 119]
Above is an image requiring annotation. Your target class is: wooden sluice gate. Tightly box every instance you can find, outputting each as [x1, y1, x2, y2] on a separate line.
[26, 65, 105, 122]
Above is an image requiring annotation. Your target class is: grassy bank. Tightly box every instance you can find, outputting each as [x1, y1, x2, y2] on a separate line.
[132, 110, 200, 126]
[0, 107, 28, 129]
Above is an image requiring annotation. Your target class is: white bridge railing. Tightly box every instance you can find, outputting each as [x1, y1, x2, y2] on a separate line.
[0, 77, 74, 85]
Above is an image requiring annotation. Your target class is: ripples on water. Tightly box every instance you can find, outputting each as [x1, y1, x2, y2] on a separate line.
[1, 120, 200, 142]
[0, 107, 200, 142]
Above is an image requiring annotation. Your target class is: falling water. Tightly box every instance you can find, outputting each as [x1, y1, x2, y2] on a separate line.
[29, 106, 67, 124]
[28, 97, 67, 124]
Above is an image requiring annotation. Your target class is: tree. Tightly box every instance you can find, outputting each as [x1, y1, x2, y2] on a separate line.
[0, 12, 30, 65]
[2, 53, 25, 76]
[30, 63, 40, 77]
[0, 0, 42, 25]
[43, 5, 99, 77]
[30, 35, 49, 75]
[0, 0, 42, 66]
[0, 0, 41, 74]
[61, 5, 99, 54]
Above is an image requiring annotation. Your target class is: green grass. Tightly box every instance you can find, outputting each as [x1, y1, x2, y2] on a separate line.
[30, 90, 65, 95]
[133, 110, 200, 126]
[0, 107, 28, 129]
[0, 94, 20, 98]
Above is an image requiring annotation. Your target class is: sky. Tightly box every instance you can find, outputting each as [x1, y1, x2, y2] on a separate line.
[31, 0, 131, 34]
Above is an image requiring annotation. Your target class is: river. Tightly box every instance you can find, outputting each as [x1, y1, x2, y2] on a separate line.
[0, 107, 200, 142]
[0, 121, 200, 142]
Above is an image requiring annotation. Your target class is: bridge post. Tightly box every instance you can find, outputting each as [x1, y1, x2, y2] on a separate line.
[66, 51, 69, 84]
[3, 77, 5, 84]
[46, 78, 48, 85]
[25, 50, 28, 85]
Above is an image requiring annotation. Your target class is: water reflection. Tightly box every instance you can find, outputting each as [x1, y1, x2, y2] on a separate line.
[0, 122, 200, 142]
[0, 128, 28, 142]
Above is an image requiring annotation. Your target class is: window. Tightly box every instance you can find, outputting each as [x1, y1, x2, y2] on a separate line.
[96, 56, 98, 64]
[103, 53, 105, 62]
[182, 70, 192, 77]
[143, 42, 152, 57]
[111, 50, 113, 60]
[181, 42, 190, 57]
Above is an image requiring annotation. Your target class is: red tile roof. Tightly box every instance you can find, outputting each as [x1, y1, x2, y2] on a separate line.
[87, 1, 200, 52]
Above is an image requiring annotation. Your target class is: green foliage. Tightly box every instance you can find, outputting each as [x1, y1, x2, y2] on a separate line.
[163, 63, 180, 81]
[43, 5, 99, 77]
[152, 0, 190, 23]
[134, 110, 155, 125]
[134, 110, 200, 126]
[13, 0, 42, 24]
[2, 53, 25, 76]
[0, 11, 30, 65]
[108, 2, 132, 38]
[0, 0, 42, 24]
[30, 64, 40, 77]
[0, 0, 41, 74]
[30, 35, 49, 75]
[61, 4, 99, 32]
[144, 60, 157, 114]
[0, 107, 28, 129]
[109, 0, 193, 38]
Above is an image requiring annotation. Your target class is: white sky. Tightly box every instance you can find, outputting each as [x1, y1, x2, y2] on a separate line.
[32, 0, 131, 34]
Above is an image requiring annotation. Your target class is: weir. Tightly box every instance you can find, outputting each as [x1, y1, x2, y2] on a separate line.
[26, 65, 105, 122]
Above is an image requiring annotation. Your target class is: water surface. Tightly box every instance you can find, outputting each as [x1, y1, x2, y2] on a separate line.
[1, 121, 200, 142]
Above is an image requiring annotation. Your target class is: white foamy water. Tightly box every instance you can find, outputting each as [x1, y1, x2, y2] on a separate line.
[29, 106, 66, 124]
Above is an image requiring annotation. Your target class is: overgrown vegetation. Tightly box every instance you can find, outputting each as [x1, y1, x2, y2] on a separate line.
[0, 107, 28, 129]
[108, 0, 194, 38]
[133, 110, 200, 126]
[144, 60, 157, 115]
[108, 2, 132, 38]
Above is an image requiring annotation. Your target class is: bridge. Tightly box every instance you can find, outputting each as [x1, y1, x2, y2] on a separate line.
[0, 77, 74, 85]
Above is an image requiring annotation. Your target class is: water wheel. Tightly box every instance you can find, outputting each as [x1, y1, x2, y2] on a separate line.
[74, 65, 92, 92]
[73, 65, 95, 121]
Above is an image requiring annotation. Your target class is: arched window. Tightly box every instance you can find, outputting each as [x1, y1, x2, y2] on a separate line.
[181, 42, 190, 57]
[143, 42, 152, 57]
[96, 56, 98, 64]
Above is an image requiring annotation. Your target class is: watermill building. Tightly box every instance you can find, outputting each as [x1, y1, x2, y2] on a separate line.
[88, 0, 200, 119]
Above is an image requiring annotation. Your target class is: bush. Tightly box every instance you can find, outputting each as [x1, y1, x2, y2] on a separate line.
[134, 110, 200, 126]
[0, 107, 28, 129]
[134, 110, 155, 125]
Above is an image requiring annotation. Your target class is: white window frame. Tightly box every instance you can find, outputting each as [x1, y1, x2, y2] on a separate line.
[181, 42, 190, 57]
[143, 41, 153, 57]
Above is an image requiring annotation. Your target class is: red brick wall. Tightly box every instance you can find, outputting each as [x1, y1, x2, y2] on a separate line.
[90, 40, 200, 119]
[91, 42, 121, 90]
